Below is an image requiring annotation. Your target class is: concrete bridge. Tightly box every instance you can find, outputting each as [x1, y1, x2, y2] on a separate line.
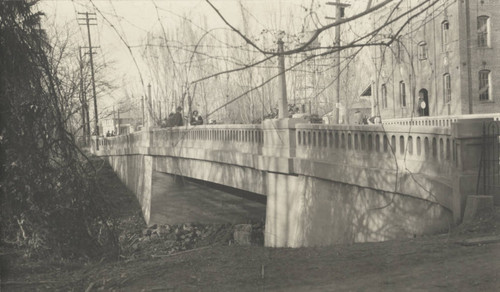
[92, 116, 496, 248]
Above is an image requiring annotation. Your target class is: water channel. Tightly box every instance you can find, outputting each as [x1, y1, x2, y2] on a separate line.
[149, 172, 266, 225]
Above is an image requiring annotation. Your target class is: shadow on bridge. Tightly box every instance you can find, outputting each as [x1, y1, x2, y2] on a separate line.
[264, 170, 452, 248]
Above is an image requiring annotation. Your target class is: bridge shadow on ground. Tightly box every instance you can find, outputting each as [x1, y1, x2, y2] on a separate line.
[149, 171, 266, 226]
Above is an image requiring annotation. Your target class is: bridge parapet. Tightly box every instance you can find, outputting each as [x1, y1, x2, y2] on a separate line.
[383, 113, 500, 127]
[383, 116, 458, 127]
[150, 124, 263, 155]
[295, 124, 454, 177]
[94, 124, 264, 154]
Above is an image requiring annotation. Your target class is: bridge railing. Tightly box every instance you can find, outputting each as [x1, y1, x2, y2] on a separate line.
[95, 122, 455, 178]
[294, 124, 454, 178]
[93, 124, 265, 156]
[382, 116, 457, 127]
[382, 113, 500, 127]
[129, 131, 150, 148]
[150, 124, 263, 155]
[93, 131, 149, 151]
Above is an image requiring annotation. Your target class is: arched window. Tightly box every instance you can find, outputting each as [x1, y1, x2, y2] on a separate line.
[418, 41, 428, 60]
[399, 81, 406, 107]
[477, 16, 490, 48]
[443, 73, 451, 102]
[442, 21, 449, 51]
[479, 70, 491, 101]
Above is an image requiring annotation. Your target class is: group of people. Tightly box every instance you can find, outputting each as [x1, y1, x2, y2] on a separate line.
[162, 106, 204, 127]
[105, 130, 116, 137]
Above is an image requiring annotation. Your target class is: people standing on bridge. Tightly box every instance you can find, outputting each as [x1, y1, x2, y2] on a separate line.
[168, 106, 183, 127]
[164, 112, 175, 127]
[190, 110, 203, 125]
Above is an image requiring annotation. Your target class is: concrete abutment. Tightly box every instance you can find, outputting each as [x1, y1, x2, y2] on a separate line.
[264, 173, 452, 247]
[107, 155, 153, 224]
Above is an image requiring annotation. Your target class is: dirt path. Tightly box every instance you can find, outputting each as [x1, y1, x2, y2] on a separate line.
[6, 234, 496, 291]
[69, 235, 497, 292]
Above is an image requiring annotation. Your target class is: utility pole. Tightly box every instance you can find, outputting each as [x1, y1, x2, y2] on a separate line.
[116, 107, 120, 135]
[147, 83, 152, 128]
[78, 12, 99, 149]
[79, 46, 98, 146]
[141, 96, 145, 129]
[277, 38, 288, 119]
[465, 0, 473, 114]
[78, 47, 87, 145]
[112, 105, 116, 135]
[158, 99, 162, 122]
[326, 1, 350, 124]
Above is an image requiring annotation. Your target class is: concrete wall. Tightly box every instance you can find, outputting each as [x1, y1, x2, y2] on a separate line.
[107, 155, 153, 224]
[265, 173, 452, 247]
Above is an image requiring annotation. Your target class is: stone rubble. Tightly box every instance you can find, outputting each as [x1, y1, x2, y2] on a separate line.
[121, 221, 265, 257]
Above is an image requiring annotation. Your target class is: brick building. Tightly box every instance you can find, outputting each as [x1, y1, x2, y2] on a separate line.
[347, 0, 499, 119]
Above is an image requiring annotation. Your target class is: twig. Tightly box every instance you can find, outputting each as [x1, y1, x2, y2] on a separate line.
[0, 251, 20, 256]
[85, 281, 95, 292]
[2, 281, 56, 285]
[151, 246, 212, 258]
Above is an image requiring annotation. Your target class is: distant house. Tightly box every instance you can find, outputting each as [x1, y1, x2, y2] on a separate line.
[101, 118, 115, 136]
[100, 109, 141, 136]
[322, 99, 371, 125]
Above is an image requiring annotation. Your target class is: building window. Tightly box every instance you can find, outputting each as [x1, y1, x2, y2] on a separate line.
[443, 73, 451, 103]
[442, 21, 449, 51]
[381, 84, 387, 108]
[479, 70, 491, 101]
[399, 81, 406, 107]
[477, 16, 490, 48]
[394, 36, 404, 62]
[418, 42, 428, 60]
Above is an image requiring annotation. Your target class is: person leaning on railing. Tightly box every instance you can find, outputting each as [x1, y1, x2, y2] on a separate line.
[190, 110, 204, 125]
